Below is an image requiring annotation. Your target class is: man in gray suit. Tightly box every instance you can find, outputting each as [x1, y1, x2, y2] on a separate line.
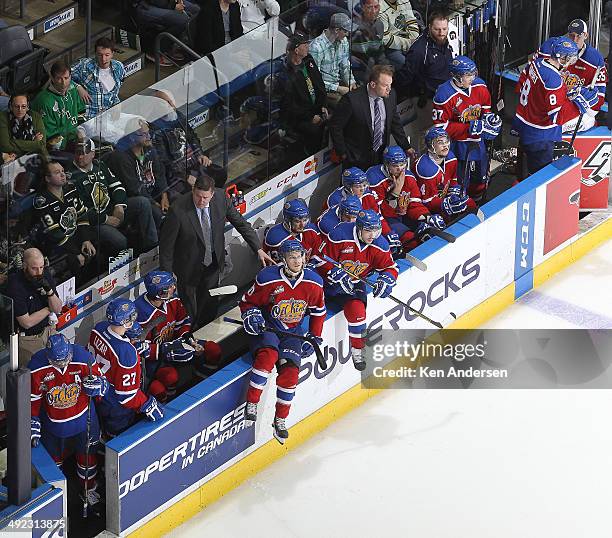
[159, 174, 273, 328]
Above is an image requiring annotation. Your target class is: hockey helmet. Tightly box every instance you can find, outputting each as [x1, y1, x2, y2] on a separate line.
[144, 270, 176, 300]
[383, 146, 408, 166]
[283, 198, 310, 232]
[356, 209, 382, 242]
[46, 334, 73, 369]
[550, 36, 579, 67]
[450, 56, 478, 86]
[279, 239, 306, 277]
[339, 195, 362, 221]
[342, 167, 368, 195]
[424, 126, 450, 153]
[106, 298, 137, 328]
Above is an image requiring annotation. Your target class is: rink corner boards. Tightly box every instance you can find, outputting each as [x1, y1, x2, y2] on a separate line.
[126, 156, 612, 538]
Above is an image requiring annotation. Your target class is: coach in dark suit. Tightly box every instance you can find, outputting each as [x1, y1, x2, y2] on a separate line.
[329, 64, 415, 171]
[159, 174, 273, 328]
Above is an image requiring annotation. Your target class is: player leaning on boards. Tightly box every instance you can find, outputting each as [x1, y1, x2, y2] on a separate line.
[240, 240, 326, 444]
[512, 36, 599, 177]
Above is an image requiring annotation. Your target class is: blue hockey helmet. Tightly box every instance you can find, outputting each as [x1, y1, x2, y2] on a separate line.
[339, 194, 362, 220]
[106, 298, 137, 328]
[46, 334, 73, 369]
[342, 167, 368, 194]
[356, 209, 382, 242]
[125, 321, 144, 340]
[144, 270, 176, 300]
[550, 36, 579, 66]
[424, 126, 450, 152]
[283, 198, 310, 232]
[278, 239, 306, 277]
[383, 146, 408, 166]
[450, 56, 478, 86]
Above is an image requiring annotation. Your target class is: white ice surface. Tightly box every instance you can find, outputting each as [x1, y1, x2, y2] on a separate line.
[167, 239, 612, 538]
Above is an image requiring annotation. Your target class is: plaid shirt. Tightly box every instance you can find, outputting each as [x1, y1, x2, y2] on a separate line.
[309, 32, 356, 92]
[71, 58, 126, 120]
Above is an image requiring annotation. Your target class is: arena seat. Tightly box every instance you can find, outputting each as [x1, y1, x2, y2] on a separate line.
[0, 25, 46, 94]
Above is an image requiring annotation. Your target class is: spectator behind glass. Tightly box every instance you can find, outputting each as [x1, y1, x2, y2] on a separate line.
[277, 34, 328, 156]
[31, 60, 87, 151]
[68, 136, 128, 257]
[71, 37, 126, 120]
[0, 85, 8, 111]
[192, 0, 244, 56]
[351, 0, 386, 83]
[33, 161, 97, 275]
[0, 95, 47, 163]
[379, 0, 420, 69]
[107, 118, 169, 234]
[239, 0, 280, 33]
[309, 13, 357, 108]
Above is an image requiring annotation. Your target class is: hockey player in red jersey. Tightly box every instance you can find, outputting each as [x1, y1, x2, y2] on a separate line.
[528, 20, 608, 133]
[318, 210, 398, 371]
[240, 240, 325, 444]
[89, 298, 164, 436]
[367, 145, 444, 252]
[415, 127, 478, 226]
[324, 167, 399, 251]
[432, 56, 502, 202]
[263, 199, 322, 262]
[29, 334, 108, 507]
[317, 195, 362, 240]
[135, 271, 222, 393]
[512, 36, 599, 175]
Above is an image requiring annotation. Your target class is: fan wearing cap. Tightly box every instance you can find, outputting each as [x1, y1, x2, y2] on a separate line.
[89, 298, 164, 437]
[69, 136, 128, 257]
[277, 34, 329, 155]
[309, 13, 357, 107]
[28, 334, 108, 507]
[536, 19, 608, 132]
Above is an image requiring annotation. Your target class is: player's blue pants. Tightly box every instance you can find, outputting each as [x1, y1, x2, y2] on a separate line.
[522, 140, 554, 176]
[325, 282, 368, 349]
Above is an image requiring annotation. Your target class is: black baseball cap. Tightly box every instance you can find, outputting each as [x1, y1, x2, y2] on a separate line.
[286, 34, 310, 52]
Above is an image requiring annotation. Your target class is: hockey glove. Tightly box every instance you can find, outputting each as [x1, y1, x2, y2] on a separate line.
[373, 272, 396, 298]
[468, 119, 483, 137]
[300, 332, 323, 358]
[160, 340, 195, 362]
[386, 231, 402, 252]
[568, 86, 599, 114]
[83, 375, 109, 397]
[242, 308, 266, 336]
[134, 339, 151, 360]
[447, 185, 462, 197]
[140, 395, 164, 422]
[442, 193, 468, 216]
[426, 214, 446, 229]
[327, 266, 354, 295]
[481, 113, 502, 140]
[31, 416, 41, 447]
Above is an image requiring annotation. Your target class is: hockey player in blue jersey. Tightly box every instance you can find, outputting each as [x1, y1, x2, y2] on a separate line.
[263, 198, 322, 262]
[432, 56, 502, 202]
[317, 194, 362, 239]
[89, 298, 164, 437]
[240, 240, 326, 443]
[29, 334, 108, 507]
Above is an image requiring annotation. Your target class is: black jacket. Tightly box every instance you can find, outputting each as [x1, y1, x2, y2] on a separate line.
[329, 85, 411, 170]
[277, 54, 327, 129]
[159, 189, 260, 286]
[106, 148, 168, 200]
[192, 0, 243, 56]
[396, 32, 453, 98]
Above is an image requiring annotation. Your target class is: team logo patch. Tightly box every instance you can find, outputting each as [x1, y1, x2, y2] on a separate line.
[562, 71, 582, 90]
[271, 298, 308, 323]
[341, 260, 368, 277]
[43, 372, 55, 382]
[340, 247, 354, 253]
[459, 104, 482, 123]
[271, 285, 285, 295]
[59, 206, 78, 235]
[46, 382, 81, 409]
[90, 181, 110, 212]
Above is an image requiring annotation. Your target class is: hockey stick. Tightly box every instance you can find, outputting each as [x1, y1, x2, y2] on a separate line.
[425, 227, 456, 243]
[405, 253, 427, 271]
[322, 255, 444, 329]
[566, 65, 602, 156]
[83, 357, 93, 518]
[209, 285, 238, 296]
[223, 317, 327, 370]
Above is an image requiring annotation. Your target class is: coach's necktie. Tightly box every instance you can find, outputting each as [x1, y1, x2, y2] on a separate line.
[200, 207, 213, 266]
[373, 98, 383, 152]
